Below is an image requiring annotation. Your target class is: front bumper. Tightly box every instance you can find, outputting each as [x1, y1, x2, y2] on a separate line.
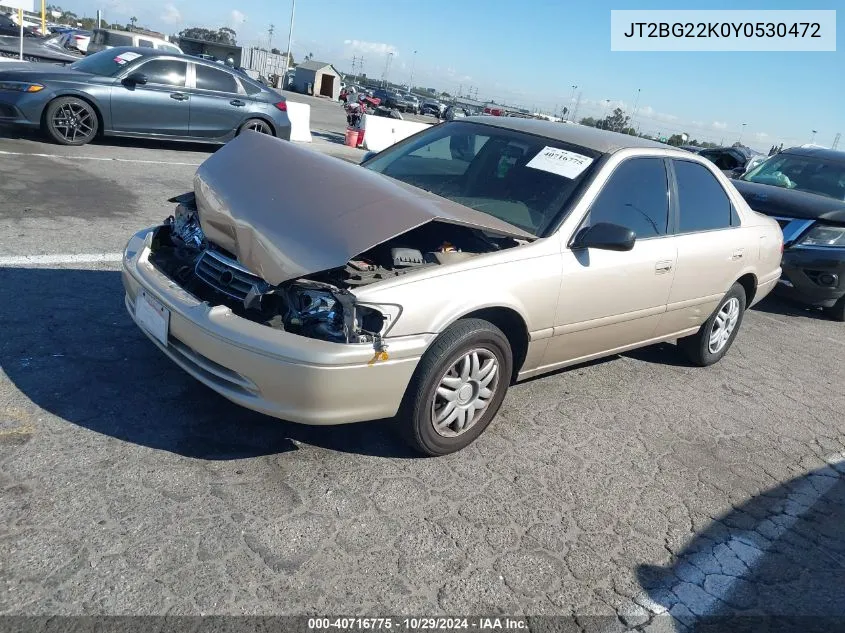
[122, 228, 433, 425]
[776, 245, 845, 308]
[0, 89, 46, 128]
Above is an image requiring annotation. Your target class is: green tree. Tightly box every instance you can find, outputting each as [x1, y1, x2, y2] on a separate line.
[666, 134, 687, 146]
[178, 27, 237, 45]
[579, 116, 598, 127]
[129, 16, 137, 29]
[599, 107, 630, 133]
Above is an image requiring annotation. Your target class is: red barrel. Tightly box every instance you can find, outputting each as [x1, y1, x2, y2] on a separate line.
[344, 128, 359, 147]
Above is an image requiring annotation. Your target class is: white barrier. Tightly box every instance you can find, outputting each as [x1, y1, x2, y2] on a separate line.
[286, 101, 312, 143]
[361, 114, 432, 152]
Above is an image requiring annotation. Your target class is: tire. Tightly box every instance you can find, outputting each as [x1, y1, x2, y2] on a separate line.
[825, 295, 845, 322]
[44, 96, 98, 146]
[678, 283, 747, 367]
[399, 318, 513, 456]
[238, 118, 274, 136]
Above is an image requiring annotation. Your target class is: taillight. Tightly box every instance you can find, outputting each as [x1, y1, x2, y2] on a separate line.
[274, 101, 287, 112]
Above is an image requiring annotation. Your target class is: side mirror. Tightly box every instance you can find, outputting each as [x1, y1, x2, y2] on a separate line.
[123, 72, 148, 86]
[572, 222, 636, 252]
[730, 166, 746, 178]
[361, 151, 377, 163]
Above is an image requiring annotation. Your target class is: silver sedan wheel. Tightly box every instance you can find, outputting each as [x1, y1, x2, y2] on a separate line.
[431, 348, 499, 438]
[709, 297, 741, 354]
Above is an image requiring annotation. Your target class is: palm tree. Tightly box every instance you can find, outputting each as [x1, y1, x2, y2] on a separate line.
[129, 16, 137, 31]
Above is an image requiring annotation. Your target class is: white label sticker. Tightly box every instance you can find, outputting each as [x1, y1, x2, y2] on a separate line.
[114, 51, 142, 65]
[526, 146, 593, 179]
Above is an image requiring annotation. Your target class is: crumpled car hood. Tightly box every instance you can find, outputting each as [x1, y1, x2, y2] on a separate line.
[193, 131, 533, 286]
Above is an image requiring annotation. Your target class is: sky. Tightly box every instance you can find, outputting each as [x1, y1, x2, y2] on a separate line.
[60, 0, 843, 150]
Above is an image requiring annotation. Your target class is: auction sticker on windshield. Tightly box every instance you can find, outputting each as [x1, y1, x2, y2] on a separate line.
[526, 147, 593, 179]
[114, 51, 142, 65]
[135, 290, 169, 347]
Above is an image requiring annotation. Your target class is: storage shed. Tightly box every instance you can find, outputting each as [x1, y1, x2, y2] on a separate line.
[292, 61, 341, 100]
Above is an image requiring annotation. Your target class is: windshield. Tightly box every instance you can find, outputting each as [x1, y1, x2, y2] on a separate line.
[70, 49, 144, 76]
[363, 121, 602, 236]
[742, 153, 845, 200]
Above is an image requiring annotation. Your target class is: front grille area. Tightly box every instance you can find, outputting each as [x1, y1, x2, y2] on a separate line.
[194, 250, 264, 302]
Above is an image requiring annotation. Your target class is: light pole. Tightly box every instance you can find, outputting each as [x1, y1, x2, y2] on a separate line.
[810, 129, 817, 144]
[631, 88, 640, 130]
[569, 84, 577, 108]
[282, 0, 296, 87]
[409, 50, 417, 89]
[738, 122, 746, 144]
[602, 99, 610, 129]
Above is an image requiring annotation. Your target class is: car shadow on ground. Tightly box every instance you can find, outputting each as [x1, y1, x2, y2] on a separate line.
[0, 125, 218, 154]
[311, 130, 346, 145]
[0, 267, 416, 460]
[751, 294, 836, 321]
[635, 458, 845, 632]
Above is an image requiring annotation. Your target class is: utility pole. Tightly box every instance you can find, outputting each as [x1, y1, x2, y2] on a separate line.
[631, 87, 641, 129]
[833, 132, 841, 150]
[381, 51, 393, 84]
[409, 50, 417, 89]
[282, 0, 296, 84]
[738, 122, 746, 144]
[267, 24, 274, 50]
[572, 91, 582, 122]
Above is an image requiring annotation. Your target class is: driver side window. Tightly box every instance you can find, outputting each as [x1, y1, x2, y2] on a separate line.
[582, 158, 670, 239]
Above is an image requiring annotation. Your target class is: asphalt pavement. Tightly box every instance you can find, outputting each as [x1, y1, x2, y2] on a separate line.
[0, 122, 843, 630]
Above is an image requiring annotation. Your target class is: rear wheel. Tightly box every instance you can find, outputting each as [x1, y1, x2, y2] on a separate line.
[44, 96, 98, 146]
[399, 319, 512, 456]
[825, 295, 845, 322]
[238, 119, 274, 136]
[678, 283, 747, 366]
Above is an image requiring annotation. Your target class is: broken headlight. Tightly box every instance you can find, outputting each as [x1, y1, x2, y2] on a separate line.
[173, 202, 205, 249]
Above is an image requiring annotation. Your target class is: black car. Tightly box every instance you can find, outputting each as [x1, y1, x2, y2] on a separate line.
[0, 14, 38, 38]
[733, 147, 845, 320]
[372, 89, 404, 110]
[0, 47, 291, 146]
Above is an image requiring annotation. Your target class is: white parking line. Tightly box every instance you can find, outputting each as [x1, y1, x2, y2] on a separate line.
[0, 150, 202, 167]
[0, 253, 122, 266]
[614, 452, 845, 631]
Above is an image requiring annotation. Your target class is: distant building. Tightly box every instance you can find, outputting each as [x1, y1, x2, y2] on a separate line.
[292, 60, 342, 100]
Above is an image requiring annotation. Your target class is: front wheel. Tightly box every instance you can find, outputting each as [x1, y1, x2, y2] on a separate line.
[44, 96, 98, 146]
[678, 283, 747, 366]
[238, 118, 274, 136]
[399, 319, 513, 456]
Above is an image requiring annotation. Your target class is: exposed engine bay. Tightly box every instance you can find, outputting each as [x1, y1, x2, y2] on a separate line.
[148, 193, 521, 345]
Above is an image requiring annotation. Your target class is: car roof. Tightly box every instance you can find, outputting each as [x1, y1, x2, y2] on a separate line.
[781, 146, 845, 163]
[463, 116, 668, 153]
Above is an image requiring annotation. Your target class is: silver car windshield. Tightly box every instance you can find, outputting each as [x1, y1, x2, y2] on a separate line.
[363, 121, 601, 236]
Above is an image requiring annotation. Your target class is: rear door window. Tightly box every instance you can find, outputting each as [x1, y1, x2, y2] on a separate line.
[138, 39, 154, 48]
[673, 160, 733, 232]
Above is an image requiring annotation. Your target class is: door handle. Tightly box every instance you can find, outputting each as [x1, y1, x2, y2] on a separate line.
[170, 92, 189, 101]
[731, 249, 745, 260]
[655, 260, 673, 274]
[230, 99, 246, 107]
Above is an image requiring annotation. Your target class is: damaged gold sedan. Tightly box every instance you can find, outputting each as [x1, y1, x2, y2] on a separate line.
[122, 119, 783, 455]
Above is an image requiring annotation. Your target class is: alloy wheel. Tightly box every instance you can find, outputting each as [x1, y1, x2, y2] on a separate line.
[244, 120, 272, 134]
[51, 103, 95, 143]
